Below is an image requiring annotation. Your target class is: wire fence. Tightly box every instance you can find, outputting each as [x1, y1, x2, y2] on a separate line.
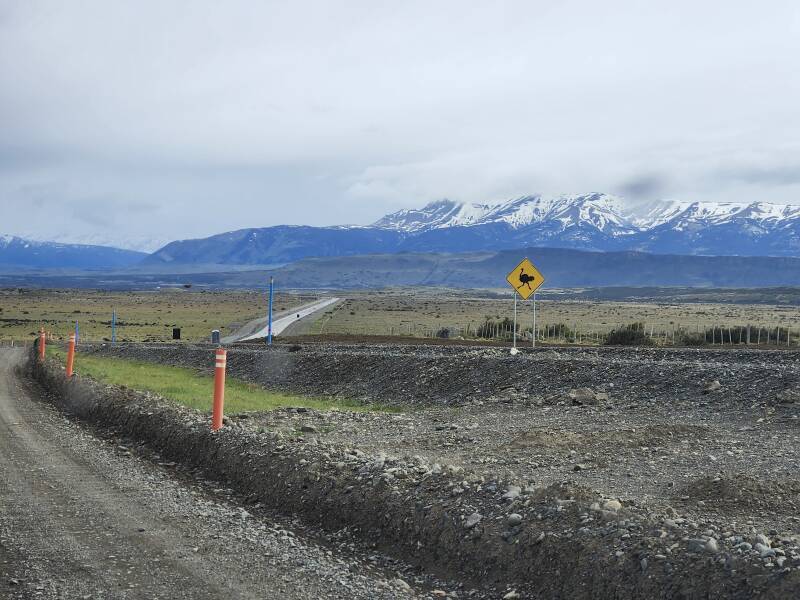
[328, 321, 800, 347]
[3, 322, 799, 348]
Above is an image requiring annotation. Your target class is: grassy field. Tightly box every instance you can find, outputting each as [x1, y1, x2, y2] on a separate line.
[6, 287, 800, 346]
[0, 288, 316, 343]
[47, 347, 393, 413]
[310, 289, 800, 340]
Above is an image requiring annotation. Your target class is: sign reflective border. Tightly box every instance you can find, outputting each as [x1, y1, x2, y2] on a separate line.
[506, 258, 544, 300]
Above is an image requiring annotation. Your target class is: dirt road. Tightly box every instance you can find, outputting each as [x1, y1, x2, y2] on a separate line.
[0, 348, 418, 599]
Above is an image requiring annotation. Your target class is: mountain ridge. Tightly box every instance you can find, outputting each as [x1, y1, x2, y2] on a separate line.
[145, 193, 800, 266]
[0, 235, 147, 270]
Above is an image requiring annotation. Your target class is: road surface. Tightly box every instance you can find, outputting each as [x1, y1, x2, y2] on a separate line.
[0, 348, 415, 599]
[224, 298, 340, 343]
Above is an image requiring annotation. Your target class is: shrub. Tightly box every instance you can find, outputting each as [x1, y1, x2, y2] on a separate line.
[476, 317, 517, 338]
[605, 322, 652, 346]
[681, 332, 707, 346]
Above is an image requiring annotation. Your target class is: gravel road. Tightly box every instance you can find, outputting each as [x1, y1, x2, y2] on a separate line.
[0, 348, 426, 599]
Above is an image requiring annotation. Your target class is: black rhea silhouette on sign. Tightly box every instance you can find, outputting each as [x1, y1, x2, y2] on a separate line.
[517, 268, 536, 291]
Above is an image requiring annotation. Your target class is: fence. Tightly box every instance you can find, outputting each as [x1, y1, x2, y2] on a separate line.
[321, 321, 800, 347]
[3, 321, 798, 348]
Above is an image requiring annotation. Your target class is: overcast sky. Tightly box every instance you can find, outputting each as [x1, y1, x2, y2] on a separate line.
[1, 1, 800, 251]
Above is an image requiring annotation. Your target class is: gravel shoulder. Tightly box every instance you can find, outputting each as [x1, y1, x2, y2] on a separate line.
[0, 348, 430, 599]
[42, 341, 800, 597]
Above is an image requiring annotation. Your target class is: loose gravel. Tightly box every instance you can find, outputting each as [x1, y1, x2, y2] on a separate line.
[35, 342, 800, 597]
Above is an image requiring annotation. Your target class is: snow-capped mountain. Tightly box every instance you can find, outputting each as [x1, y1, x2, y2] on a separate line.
[142, 193, 800, 267]
[7, 193, 800, 273]
[372, 199, 492, 231]
[374, 193, 634, 234]
[619, 200, 800, 256]
[0, 235, 147, 270]
[629, 200, 800, 229]
[371, 194, 800, 256]
[15, 232, 171, 254]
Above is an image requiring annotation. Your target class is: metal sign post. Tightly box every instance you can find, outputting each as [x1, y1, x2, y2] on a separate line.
[111, 309, 117, 345]
[267, 276, 274, 346]
[513, 291, 517, 349]
[505, 257, 545, 355]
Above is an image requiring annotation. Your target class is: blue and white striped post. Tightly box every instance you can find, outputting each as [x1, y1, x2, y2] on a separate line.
[267, 276, 274, 346]
[111, 309, 117, 345]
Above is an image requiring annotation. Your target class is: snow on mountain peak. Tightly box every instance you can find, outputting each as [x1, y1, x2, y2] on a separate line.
[629, 200, 800, 230]
[375, 193, 634, 234]
[373, 199, 492, 232]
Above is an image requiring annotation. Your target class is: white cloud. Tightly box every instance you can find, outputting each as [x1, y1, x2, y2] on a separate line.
[0, 0, 799, 248]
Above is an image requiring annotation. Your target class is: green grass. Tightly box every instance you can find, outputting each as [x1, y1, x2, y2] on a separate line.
[47, 347, 397, 414]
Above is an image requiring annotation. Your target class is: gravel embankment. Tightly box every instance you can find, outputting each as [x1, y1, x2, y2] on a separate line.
[31, 344, 800, 598]
[82, 342, 800, 407]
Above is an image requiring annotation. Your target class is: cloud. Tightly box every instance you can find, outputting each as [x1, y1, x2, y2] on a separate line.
[1, 0, 799, 248]
[719, 164, 800, 187]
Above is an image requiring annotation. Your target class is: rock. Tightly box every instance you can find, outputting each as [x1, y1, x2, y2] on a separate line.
[687, 538, 707, 552]
[507, 513, 523, 526]
[602, 499, 622, 512]
[705, 538, 719, 553]
[702, 380, 722, 394]
[300, 425, 318, 433]
[502, 486, 521, 501]
[568, 388, 599, 405]
[754, 533, 771, 547]
[776, 389, 800, 404]
[755, 543, 775, 558]
[391, 578, 412, 593]
[465, 512, 483, 529]
[503, 592, 520, 599]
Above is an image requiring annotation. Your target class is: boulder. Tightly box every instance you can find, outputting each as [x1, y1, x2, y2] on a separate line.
[568, 387, 599, 405]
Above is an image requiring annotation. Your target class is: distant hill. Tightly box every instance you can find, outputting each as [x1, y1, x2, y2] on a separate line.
[144, 194, 800, 266]
[8, 246, 800, 290]
[270, 247, 800, 288]
[0, 235, 146, 270]
[143, 226, 403, 266]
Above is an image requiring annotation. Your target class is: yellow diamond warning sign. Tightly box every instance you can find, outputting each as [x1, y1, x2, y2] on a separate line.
[506, 258, 544, 300]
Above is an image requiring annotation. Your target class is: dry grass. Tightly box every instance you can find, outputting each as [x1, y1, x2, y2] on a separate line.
[0, 289, 313, 343]
[310, 289, 800, 339]
[5, 287, 800, 345]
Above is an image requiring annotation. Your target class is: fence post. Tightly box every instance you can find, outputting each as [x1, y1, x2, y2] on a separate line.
[66, 333, 76, 377]
[211, 348, 227, 431]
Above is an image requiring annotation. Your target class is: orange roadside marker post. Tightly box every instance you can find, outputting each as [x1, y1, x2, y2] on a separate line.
[38, 327, 46, 361]
[65, 333, 76, 377]
[211, 348, 227, 431]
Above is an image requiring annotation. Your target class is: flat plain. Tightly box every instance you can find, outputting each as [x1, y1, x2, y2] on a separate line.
[0, 288, 314, 342]
[4, 287, 800, 345]
[310, 288, 800, 341]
